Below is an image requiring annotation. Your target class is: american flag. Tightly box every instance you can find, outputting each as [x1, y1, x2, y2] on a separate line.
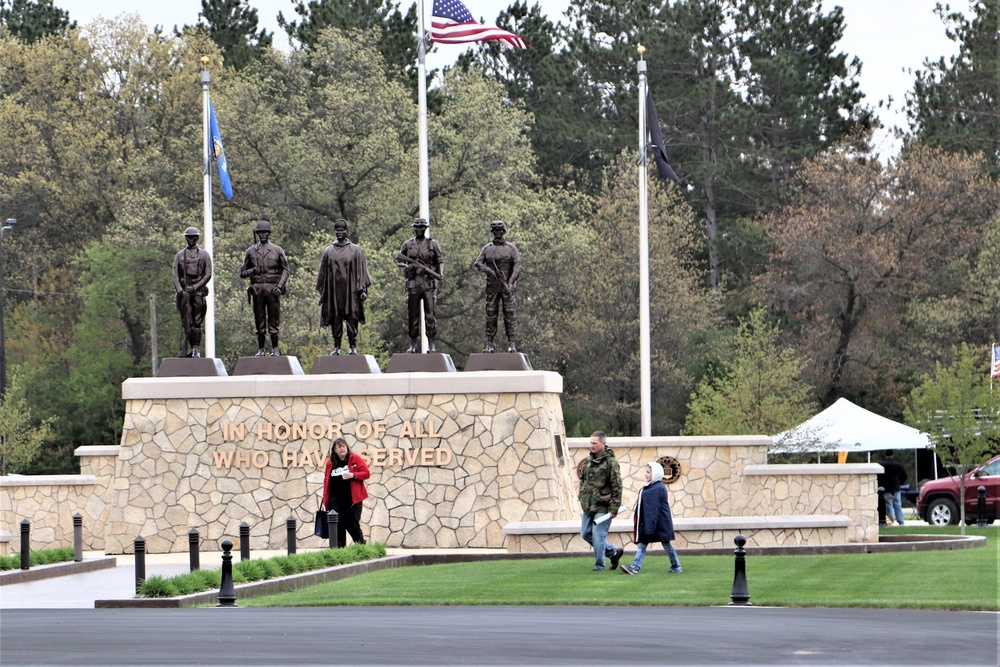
[991, 344, 1000, 378]
[431, 0, 528, 49]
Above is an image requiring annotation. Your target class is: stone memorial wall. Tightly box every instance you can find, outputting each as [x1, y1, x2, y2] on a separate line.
[104, 372, 573, 553]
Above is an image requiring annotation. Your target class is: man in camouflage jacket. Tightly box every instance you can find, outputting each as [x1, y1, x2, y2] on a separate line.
[578, 431, 624, 571]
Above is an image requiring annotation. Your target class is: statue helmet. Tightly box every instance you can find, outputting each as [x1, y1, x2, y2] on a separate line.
[183, 226, 200, 237]
[254, 220, 272, 234]
[490, 220, 507, 231]
[412, 217, 429, 228]
[334, 218, 349, 230]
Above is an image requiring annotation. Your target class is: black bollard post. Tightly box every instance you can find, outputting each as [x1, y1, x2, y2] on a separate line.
[877, 485, 886, 526]
[217, 539, 238, 607]
[977, 486, 988, 527]
[239, 522, 250, 561]
[729, 533, 752, 606]
[73, 514, 83, 562]
[134, 536, 146, 595]
[286, 516, 297, 555]
[327, 509, 339, 549]
[189, 528, 200, 572]
[19, 519, 30, 570]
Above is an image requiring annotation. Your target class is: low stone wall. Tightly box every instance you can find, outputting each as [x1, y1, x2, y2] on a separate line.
[0, 446, 118, 556]
[503, 515, 854, 552]
[740, 464, 880, 544]
[558, 437, 880, 547]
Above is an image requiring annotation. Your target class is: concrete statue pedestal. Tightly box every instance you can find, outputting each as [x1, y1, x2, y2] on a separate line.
[155, 358, 228, 377]
[232, 356, 304, 375]
[385, 353, 456, 373]
[311, 354, 380, 374]
[464, 352, 532, 371]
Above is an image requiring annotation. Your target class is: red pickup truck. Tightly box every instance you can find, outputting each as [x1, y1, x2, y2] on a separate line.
[916, 454, 1000, 525]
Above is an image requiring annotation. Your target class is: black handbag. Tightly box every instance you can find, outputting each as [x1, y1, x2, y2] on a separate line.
[314, 509, 329, 539]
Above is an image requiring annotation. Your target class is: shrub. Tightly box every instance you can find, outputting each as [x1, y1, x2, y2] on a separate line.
[270, 556, 296, 576]
[138, 574, 179, 598]
[261, 559, 284, 579]
[0, 546, 76, 571]
[234, 559, 267, 582]
[171, 572, 209, 596]
[195, 568, 221, 590]
[135, 543, 386, 598]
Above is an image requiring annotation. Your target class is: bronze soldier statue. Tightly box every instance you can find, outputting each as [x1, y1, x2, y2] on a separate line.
[396, 218, 444, 353]
[316, 219, 371, 355]
[239, 220, 289, 356]
[473, 220, 521, 353]
[173, 226, 213, 358]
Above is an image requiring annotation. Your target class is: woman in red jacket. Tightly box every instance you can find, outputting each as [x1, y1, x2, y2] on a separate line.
[321, 437, 370, 547]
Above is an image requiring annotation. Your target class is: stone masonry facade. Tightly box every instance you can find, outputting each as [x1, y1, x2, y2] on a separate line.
[102, 372, 574, 553]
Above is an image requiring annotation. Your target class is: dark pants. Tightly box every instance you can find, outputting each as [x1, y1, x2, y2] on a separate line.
[330, 314, 359, 347]
[485, 289, 516, 342]
[329, 500, 365, 548]
[407, 287, 436, 340]
[250, 284, 281, 335]
[177, 291, 206, 346]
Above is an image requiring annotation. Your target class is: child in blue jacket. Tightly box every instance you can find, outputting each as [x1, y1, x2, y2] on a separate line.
[621, 461, 682, 575]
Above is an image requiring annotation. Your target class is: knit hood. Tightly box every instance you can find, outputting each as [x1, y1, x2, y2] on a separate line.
[646, 461, 664, 487]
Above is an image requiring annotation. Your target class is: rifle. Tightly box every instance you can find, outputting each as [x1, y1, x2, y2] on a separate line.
[396, 252, 443, 281]
[489, 258, 512, 297]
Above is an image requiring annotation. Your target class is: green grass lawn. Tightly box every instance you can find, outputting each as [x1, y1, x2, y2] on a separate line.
[240, 526, 999, 610]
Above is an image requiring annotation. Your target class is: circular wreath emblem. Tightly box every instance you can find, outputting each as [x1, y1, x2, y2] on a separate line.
[578, 455, 682, 483]
[658, 456, 682, 484]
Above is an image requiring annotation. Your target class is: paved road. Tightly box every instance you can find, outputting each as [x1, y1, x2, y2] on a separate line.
[2, 606, 998, 666]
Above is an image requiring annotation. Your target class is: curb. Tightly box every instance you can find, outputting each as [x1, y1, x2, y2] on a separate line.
[0, 557, 117, 586]
[95, 554, 413, 608]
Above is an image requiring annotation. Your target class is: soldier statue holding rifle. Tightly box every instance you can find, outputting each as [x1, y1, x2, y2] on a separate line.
[473, 220, 521, 353]
[396, 218, 444, 353]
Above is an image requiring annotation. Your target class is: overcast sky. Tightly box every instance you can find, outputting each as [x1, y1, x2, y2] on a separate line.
[57, 0, 962, 141]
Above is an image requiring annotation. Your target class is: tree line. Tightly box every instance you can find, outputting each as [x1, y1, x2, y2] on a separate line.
[0, 0, 998, 474]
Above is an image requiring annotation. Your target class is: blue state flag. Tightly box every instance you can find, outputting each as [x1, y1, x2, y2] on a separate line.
[209, 98, 233, 200]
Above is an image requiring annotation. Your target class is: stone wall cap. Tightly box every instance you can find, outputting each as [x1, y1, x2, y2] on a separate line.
[123, 370, 563, 400]
[744, 463, 883, 475]
[0, 474, 98, 487]
[567, 435, 773, 449]
[74, 446, 121, 457]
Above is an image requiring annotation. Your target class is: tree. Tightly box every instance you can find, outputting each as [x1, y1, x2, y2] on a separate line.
[277, 0, 418, 86]
[683, 307, 815, 437]
[764, 143, 999, 412]
[0, 0, 74, 43]
[561, 153, 717, 435]
[456, 1, 586, 183]
[193, 0, 273, 70]
[0, 18, 221, 466]
[907, 0, 1000, 177]
[0, 371, 54, 475]
[904, 343, 1000, 533]
[734, 0, 872, 220]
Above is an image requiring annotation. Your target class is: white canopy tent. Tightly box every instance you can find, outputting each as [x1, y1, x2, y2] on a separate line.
[770, 398, 938, 485]
[771, 397, 933, 454]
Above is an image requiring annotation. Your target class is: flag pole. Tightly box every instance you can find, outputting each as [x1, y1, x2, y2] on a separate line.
[200, 57, 216, 360]
[637, 45, 651, 437]
[417, 0, 431, 353]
